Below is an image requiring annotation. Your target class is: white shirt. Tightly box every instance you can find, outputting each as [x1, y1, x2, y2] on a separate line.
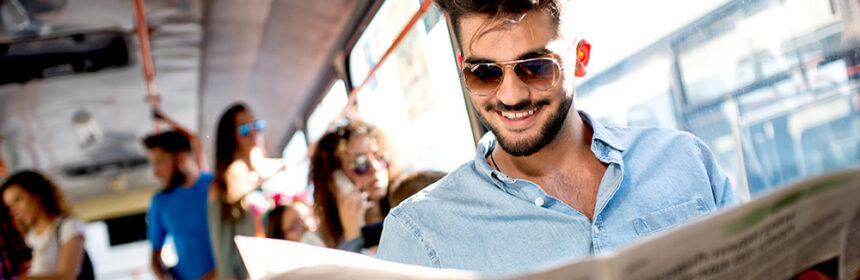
[25, 217, 85, 276]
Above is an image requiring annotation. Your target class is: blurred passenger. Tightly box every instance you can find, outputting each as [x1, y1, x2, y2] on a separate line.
[0, 200, 31, 280]
[143, 131, 215, 280]
[264, 198, 324, 246]
[310, 121, 397, 253]
[1, 171, 93, 279]
[387, 171, 446, 209]
[377, 0, 737, 276]
[211, 103, 286, 280]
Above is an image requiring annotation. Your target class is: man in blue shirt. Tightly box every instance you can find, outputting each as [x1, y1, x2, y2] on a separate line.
[377, 0, 737, 276]
[143, 131, 215, 279]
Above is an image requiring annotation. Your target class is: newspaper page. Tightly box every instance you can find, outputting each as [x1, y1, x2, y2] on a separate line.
[234, 236, 481, 280]
[606, 168, 860, 280]
[236, 168, 860, 280]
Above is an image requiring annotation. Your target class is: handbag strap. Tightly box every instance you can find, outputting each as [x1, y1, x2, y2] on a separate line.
[53, 216, 66, 249]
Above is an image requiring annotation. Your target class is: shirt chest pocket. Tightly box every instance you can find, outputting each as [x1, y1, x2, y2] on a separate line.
[632, 198, 710, 236]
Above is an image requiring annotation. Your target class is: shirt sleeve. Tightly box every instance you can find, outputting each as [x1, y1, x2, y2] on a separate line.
[59, 217, 85, 244]
[690, 134, 739, 208]
[147, 196, 166, 250]
[377, 213, 436, 268]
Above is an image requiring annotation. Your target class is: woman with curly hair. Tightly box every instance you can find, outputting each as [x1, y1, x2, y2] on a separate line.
[310, 120, 398, 253]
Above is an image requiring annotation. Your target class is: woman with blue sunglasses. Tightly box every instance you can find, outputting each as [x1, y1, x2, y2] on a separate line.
[209, 103, 293, 280]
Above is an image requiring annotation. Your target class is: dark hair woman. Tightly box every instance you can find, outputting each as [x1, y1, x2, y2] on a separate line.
[210, 103, 288, 280]
[309, 120, 397, 253]
[264, 199, 322, 246]
[1, 171, 88, 279]
[0, 194, 31, 279]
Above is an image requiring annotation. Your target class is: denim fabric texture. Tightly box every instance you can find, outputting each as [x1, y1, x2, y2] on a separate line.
[377, 111, 737, 276]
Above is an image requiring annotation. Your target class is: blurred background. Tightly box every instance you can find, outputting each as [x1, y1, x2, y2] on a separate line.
[0, 0, 857, 278]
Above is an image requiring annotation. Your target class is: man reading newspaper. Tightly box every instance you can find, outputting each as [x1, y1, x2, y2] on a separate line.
[237, 168, 860, 280]
[377, 0, 737, 276]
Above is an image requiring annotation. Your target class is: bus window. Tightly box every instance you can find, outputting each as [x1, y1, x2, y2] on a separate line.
[281, 130, 311, 196]
[306, 80, 348, 144]
[347, 0, 474, 172]
[576, 0, 859, 199]
[577, 54, 676, 129]
[675, 0, 858, 197]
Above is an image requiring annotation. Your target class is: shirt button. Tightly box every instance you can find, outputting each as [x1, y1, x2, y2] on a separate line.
[534, 197, 544, 207]
[593, 225, 600, 234]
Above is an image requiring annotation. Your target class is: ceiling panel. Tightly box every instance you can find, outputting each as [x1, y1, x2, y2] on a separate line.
[200, 0, 360, 157]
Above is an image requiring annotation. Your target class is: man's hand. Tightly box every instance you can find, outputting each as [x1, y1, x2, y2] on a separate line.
[151, 250, 172, 280]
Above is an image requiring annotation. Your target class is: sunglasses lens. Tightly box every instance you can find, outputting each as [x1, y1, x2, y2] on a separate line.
[238, 124, 252, 136]
[377, 155, 389, 169]
[514, 59, 560, 91]
[255, 120, 267, 131]
[352, 155, 370, 175]
[463, 64, 503, 95]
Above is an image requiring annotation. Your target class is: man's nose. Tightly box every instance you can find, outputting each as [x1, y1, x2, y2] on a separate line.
[494, 66, 530, 106]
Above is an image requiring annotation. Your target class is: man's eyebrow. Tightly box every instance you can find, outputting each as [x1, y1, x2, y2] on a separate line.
[464, 57, 493, 64]
[463, 48, 552, 64]
[517, 48, 552, 60]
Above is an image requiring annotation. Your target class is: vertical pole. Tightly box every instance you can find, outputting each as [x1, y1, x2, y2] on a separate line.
[0, 136, 7, 178]
[133, 0, 161, 132]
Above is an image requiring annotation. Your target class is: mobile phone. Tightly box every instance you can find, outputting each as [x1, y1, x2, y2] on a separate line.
[333, 170, 355, 195]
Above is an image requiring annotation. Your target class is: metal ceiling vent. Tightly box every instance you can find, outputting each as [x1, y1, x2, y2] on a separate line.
[72, 109, 103, 146]
[1, 0, 132, 85]
[0, 0, 67, 37]
[0, 30, 132, 85]
[63, 109, 147, 178]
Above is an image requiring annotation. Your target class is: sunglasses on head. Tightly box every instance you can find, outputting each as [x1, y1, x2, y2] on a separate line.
[349, 153, 389, 176]
[238, 120, 266, 137]
[461, 55, 563, 96]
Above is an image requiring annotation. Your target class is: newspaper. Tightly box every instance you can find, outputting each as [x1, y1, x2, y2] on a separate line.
[236, 168, 860, 280]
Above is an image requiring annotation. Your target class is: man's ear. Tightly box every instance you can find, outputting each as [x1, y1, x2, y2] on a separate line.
[574, 39, 591, 78]
[176, 151, 192, 167]
[457, 52, 464, 69]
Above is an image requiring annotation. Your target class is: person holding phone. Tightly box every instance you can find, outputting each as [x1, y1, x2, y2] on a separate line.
[309, 120, 398, 253]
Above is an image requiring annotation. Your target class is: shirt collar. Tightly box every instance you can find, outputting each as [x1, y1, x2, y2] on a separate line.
[578, 110, 626, 154]
[473, 110, 626, 189]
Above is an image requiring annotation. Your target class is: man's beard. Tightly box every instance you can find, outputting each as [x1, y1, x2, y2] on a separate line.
[167, 167, 187, 189]
[476, 95, 573, 157]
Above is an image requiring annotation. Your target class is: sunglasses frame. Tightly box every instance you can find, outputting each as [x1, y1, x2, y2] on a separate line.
[348, 153, 390, 176]
[237, 120, 267, 137]
[460, 55, 564, 96]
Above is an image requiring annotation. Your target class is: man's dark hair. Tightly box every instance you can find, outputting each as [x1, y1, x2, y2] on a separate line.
[143, 131, 192, 192]
[435, 0, 562, 43]
[142, 131, 191, 153]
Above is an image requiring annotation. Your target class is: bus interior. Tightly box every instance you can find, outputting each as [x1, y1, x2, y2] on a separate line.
[0, 0, 858, 278]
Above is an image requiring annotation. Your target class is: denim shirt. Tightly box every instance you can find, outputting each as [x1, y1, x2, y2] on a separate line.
[377, 111, 737, 276]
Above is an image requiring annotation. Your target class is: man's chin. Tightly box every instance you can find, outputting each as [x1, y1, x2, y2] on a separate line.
[496, 137, 544, 157]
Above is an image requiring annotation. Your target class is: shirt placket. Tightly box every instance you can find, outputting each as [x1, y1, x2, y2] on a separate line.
[590, 142, 625, 253]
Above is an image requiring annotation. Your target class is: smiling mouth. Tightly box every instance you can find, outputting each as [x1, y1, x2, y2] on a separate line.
[498, 106, 540, 120]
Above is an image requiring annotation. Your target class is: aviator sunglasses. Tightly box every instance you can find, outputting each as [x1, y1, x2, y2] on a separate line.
[461, 55, 563, 96]
[349, 153, 389, 176]
[237, 120, 267, 137]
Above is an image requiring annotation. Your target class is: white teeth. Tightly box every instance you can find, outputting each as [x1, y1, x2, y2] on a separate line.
[501, 108, 537, 119]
